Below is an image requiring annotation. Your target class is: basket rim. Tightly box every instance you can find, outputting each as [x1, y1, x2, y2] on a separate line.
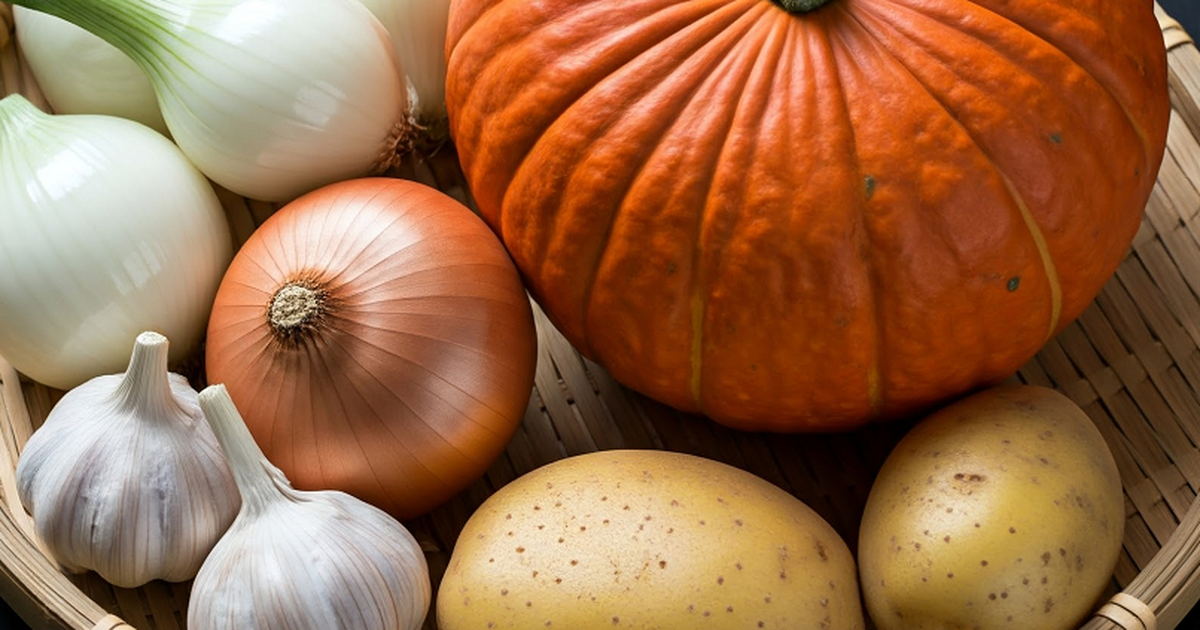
[2, 2, 1200, 630]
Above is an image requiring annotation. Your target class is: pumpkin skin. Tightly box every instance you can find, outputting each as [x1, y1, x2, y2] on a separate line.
[444, 0, 1170, 431]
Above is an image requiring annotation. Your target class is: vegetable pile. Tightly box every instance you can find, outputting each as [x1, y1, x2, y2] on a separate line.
[0, 0, 1172, 628]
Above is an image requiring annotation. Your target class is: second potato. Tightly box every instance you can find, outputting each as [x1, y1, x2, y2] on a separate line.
[437, 449, 864, 629]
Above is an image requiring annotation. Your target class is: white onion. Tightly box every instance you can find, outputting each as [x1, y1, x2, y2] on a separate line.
[358, 0, 452, 127]
[11, 0, 409, 203]
[13, 7, 167, 135]
[0, 94, 231, 390]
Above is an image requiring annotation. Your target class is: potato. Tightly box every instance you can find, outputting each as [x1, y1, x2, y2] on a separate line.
[858, 385, 1124, 630]
[436, 449, 864, 629]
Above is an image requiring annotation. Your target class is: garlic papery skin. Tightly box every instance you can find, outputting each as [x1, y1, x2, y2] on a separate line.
[191, 384, 431, 630]
[15, 332, 241, 589]
[0, 94, 230, 390]
[13, 6, 167, 135]
[358, 0, 451, 131]
[10, 0, 409, 203]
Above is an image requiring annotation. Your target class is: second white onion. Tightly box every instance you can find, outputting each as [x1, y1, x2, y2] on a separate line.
[13, 6, 167, 135]
[358, 0, 452, 127]
[12, 0, 409, 203]
[0, 94, 231, 390]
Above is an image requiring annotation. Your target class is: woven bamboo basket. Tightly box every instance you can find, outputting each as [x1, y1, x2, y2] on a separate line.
[2, 3, 1200, 629]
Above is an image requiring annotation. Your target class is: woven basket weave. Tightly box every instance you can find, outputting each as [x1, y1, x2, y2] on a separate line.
[2, 3, 1200, 629]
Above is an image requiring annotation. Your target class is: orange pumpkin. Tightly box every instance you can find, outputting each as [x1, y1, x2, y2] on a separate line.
[444, 0, 1170, 431]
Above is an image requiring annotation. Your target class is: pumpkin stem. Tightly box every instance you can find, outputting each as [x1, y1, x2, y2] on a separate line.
[268, 281, 327, 343]
[772, 0, 832, 12]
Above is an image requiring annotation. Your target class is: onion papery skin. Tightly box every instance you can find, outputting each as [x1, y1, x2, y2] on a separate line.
[204, 178, 538, 521]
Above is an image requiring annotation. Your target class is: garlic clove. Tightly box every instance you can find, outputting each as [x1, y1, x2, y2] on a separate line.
[191, 384, 431, 630]
[193, 493, 432, 628]
[15, 331, 240, 588]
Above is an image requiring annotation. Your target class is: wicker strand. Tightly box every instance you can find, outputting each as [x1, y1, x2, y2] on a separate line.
[1157, 3, 1195, 51]
[89, 614, 134, 630]
[0, 356, 36, 543]
[1097, 593, 1159, 630]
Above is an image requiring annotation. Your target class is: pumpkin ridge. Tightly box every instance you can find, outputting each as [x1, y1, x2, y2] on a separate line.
[836, 0, 1066, 342]
[492, 0, 755, 356]
[531, 1, 767, 398]
[998, 176, 1062, 339]
[964, 0, 1167, 170]
[688, 289, 705, 405]
[684, 3, 782, 411]
[453, 1, 629, 242]
[826, 4, 888, 418]
[861, 0, 1162, 190]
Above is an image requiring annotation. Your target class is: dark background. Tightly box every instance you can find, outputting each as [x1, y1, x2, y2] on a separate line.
[3, 2, 1200, 629]
[1165, 0, 1200, 40]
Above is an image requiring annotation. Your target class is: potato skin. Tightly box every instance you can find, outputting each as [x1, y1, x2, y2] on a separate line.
[858, 385, 1124, 630]
[436, 449, 864, 629]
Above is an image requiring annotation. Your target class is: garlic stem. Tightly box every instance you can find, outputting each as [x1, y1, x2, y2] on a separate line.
[197, 384, 292, 515]
[112, 331, 181, 417]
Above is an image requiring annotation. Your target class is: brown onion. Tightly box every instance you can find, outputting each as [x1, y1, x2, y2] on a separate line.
[204, 178, 536, 520]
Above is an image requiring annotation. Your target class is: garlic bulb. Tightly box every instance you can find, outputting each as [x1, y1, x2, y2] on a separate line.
[15, 332, 240, 589]
[190, 384, 431, 630]
[13, 6, 167, 135]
